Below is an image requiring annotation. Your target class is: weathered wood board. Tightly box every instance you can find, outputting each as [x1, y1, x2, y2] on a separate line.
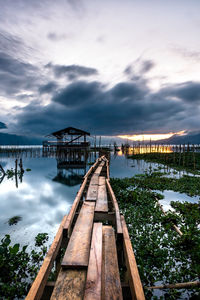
[121, 215, 145, 300]
[102, 226, 123, 300]
[95, 177, 108, 213]
[86, 174, 99, 201]
[106, 179, 123, 236]
[26, 215, 68, 300]
[64, 177, 87, 237]
[84, 223, 103, 300]
[62, 201, 95, 268]
[94, 161, 105, 175]
[50, 269, 87, 300]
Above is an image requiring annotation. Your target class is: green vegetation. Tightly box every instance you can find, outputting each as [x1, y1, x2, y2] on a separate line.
[128, 152, 200, 174]
[132, 171, 200, 197]
[0, 233, 48, 299]
[111, 171, 200, 299]
[7, 216, 22, 226]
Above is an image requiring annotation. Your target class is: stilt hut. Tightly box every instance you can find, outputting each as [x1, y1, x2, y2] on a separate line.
[43, 127, 90, 150]
[43, 127, 90, 167]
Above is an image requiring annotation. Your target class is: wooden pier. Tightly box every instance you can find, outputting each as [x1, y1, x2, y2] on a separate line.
[26, 156, 145, 300]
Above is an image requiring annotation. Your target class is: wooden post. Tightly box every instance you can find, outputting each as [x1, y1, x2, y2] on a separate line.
[99, 136, 101, 149]
[0, 164, 5, 175]
[15, 159, 18, 188]
[183, 144, 185, 167]
[193, 144, 195, 170]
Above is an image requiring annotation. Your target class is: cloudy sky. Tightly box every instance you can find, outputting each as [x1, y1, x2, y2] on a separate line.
[1, 0, 200, 139]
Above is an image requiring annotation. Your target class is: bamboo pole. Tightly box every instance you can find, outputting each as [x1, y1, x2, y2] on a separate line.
[157, 201, 183, 236]
[146, 281, 200, 290]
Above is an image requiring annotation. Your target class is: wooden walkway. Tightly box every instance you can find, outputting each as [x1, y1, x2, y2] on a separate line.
[26, 156, 145, 300]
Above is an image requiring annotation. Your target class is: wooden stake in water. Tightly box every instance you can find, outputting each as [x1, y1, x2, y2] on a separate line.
[15, 159, 18, 188]
[193, 144, 196, 170]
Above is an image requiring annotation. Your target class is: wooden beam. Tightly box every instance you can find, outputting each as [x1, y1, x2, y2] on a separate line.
[63, 177, 87, 237]
[146, 281, 200, 290]
[83, 156, 105, 179]
[106, 160, 110, 180]
[106, 179, 123, 236]
[84, 223, 103, 300]
[102, 226, 123, 300]
[84, 159, 99, 179]
[62, 202, 95, 268]
[50, 269, 87, 300]
[86, 174, 99, 201]
[95, 177, 108, 213]
[121, 215, 145, 300]
[26, 215, 68, 300]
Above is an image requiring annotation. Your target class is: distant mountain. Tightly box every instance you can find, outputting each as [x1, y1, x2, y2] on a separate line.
[0, 132, 42, 145]
[157, 132, 200, 145]
[1, 131, 200, 146]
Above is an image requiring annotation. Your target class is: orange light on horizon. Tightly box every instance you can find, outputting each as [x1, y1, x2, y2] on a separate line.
[118, 131, 185, 142]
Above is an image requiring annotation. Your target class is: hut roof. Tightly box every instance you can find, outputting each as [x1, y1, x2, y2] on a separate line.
[49, 127, 90, 138]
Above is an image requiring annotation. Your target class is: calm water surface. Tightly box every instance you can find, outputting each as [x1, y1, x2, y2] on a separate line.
[0, 151, 198, 248]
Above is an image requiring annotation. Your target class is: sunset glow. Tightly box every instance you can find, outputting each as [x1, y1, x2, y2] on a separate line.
[118, 131, 185, 142]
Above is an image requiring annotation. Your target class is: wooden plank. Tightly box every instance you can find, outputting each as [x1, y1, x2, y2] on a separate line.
[106, 179, 123, 236]
[95, 177, 108, 213]
[86, 174, 99, 201]
[62, 201, 95, 268]
[90, 174, 99, 185]
[50, 269, 86, 300]
[64, 177, 87, 237]
[94, 162, 105, 175]
[84, 223, 103, 300]
[102, 226, 123, 300]
[84, 155, 105, 179]
[106, 160, 110, 180]
[121, 215, 145, 300]
[84, 158, 99, 179]
[26, 215, 68, 300]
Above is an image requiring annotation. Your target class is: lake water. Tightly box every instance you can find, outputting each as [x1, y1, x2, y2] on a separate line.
[0, 150, 199, 248]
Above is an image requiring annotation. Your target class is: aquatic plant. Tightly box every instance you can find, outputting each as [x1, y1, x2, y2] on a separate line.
[8, 216, 22, 226]
[128, 152, 200, 174]
[111, 173, 200, 299]
[0, 233, 49, 299]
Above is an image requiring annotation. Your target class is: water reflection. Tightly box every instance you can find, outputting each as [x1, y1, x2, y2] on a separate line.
[53, 156, 86, 186]
[0, 157, 82, 247]
[0, 150, 199, 249]
[158, 190, 200, 211]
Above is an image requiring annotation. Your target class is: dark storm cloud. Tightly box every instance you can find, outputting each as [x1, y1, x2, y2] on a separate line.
[0, 122, 7, 129]
[39, 81, 58, 94]
[160, 81, 200, 103]
[46, 63, 98, 80]
[0, 52, 40, 96]
[52, 81, 104, 106]
[15, 77, 200, 136]
[110, 82, 147, 101]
